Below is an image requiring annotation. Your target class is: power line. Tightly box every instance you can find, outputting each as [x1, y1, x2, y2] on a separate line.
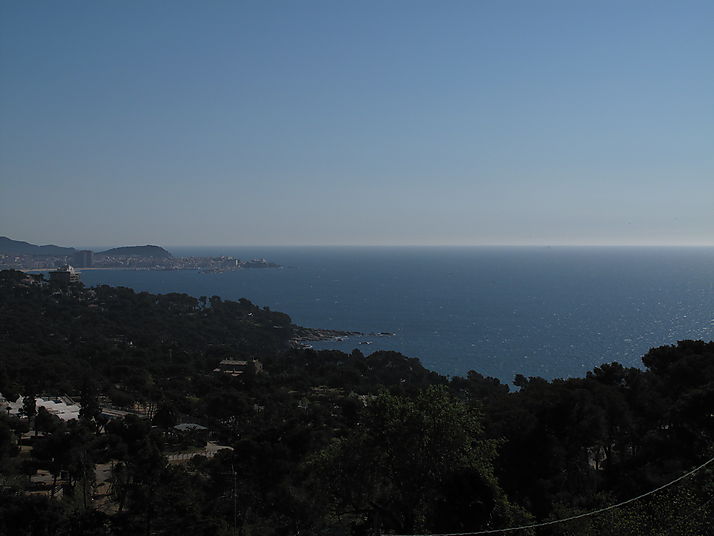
[390, 455, 714, 536]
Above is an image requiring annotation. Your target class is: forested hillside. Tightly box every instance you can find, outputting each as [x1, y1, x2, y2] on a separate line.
[0, 270, 712, 536]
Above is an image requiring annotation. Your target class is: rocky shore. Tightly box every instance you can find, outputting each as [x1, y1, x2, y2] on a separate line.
[290, 326, 395, 348]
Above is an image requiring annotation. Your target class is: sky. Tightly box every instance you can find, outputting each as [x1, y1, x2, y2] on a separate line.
[1, 0, 712, 247]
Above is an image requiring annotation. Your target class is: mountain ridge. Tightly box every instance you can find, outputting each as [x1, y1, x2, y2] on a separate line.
[0, 237, 173, 259]
[0, 236, 76, 256]
[98, 245, 172, 258]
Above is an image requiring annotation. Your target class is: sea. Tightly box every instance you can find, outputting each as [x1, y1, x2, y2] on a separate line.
[77, 246, 714, 384]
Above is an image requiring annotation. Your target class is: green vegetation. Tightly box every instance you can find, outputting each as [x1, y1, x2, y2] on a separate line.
[0, 269, 712, 535]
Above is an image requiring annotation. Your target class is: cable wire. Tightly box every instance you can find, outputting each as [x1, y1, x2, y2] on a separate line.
[390, 455, 714, 536]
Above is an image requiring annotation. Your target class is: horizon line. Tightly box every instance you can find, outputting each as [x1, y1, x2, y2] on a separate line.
[148, 243, 714, 249]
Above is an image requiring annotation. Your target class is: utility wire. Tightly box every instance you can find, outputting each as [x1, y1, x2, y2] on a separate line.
[390, 455, 714, 536]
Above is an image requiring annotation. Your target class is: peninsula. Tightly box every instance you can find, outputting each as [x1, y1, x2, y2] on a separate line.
[0, 236, 281, 272]
[98, 245, 172, 258]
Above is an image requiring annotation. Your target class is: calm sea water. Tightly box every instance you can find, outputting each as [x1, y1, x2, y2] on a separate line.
[78, 247, 714, 383]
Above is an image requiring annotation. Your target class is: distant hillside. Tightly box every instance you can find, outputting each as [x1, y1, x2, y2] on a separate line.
[0, 236, 75, 256]
[98, 245, 172, 258]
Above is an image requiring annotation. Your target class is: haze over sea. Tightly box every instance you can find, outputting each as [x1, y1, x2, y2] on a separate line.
[78, 246, 713, 383]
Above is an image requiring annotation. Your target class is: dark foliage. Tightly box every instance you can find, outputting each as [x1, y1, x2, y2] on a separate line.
[0, 270, 712, 535]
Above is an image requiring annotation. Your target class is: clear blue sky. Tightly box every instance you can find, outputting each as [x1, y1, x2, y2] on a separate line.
[1, 0, 712, 247]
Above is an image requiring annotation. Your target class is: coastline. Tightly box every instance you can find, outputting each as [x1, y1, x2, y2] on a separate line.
[13, 247, 712, 382]
[20, 265, 280, 273]
[290, 326, 396, 349]
[21, 267, 163, 272]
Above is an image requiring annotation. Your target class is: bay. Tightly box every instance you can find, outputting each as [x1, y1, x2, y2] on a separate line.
[77, 246, 714, 383]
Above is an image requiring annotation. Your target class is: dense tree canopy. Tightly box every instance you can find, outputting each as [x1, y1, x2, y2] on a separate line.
[0, 270, 712, 535]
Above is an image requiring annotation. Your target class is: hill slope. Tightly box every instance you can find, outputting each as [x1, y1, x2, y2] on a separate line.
[98, 245, 172, 258]
[0, 236, 75, 256]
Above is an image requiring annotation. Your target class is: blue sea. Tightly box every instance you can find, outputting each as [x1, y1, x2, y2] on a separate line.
[78, 247, 714, 383]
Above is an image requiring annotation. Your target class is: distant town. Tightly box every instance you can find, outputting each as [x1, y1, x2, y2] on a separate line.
[0, 236, 281, 273]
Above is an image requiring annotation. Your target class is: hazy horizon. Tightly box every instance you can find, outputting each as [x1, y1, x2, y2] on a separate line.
[2, 1, 712, 247]
[12, 238, 714, 251]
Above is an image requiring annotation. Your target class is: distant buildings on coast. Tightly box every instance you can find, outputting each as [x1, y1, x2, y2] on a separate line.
[0, 238, 283, 272]
[1, 250, 281, 273]
[73, 250, 93, 267]
[49, 265, 81, 285]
